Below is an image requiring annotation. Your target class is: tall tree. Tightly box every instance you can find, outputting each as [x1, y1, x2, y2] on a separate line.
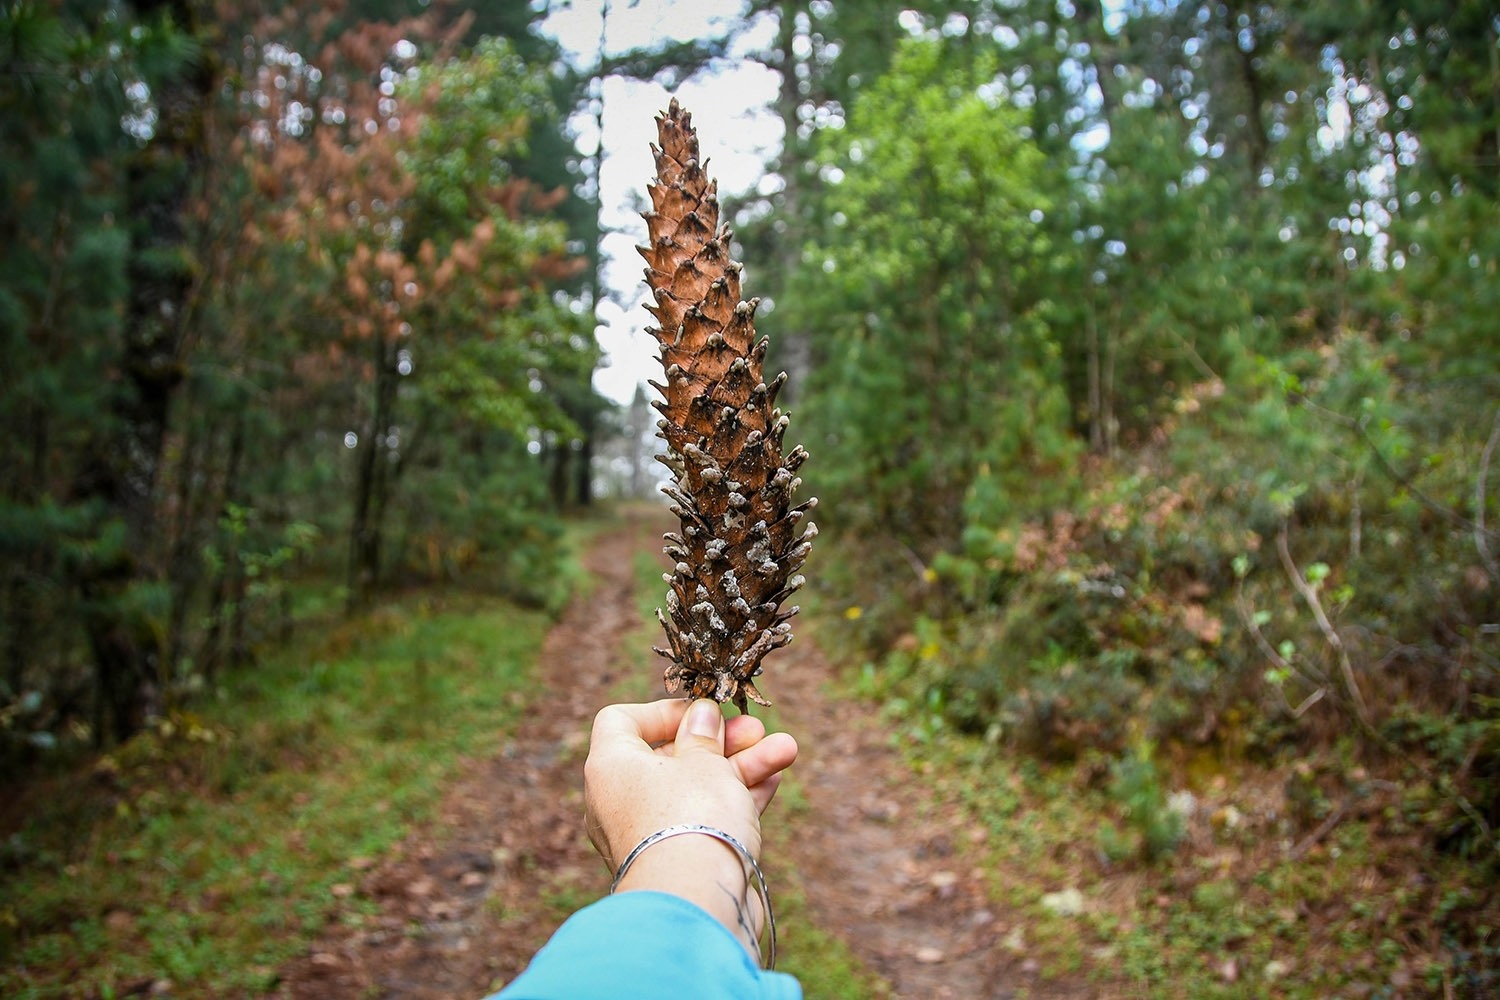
[39, 0, 217, 743]
[792, 40, 1067, 590]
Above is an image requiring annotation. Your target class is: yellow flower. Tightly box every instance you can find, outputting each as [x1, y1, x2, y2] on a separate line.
[844, 606, 863, 621]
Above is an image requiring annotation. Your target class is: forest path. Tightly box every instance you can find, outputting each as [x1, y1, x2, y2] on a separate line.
[275, 507, 1041, 999]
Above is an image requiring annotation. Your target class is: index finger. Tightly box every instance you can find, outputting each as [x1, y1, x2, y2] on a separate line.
[590, 699, 691, 750]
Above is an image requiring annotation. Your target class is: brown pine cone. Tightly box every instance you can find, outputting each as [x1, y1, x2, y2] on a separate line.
[639, 98, 817, 713]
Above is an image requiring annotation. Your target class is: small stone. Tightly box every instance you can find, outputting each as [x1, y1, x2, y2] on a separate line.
[1040, 887, 1085, 917]
[1167, 789, 1197, 819]
[914, 946, 944, 964]
[929, 870, 959, 890]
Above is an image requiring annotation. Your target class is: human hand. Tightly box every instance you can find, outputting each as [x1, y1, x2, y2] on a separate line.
[585, 698, 798, 870]
[582, 699, 798, 952]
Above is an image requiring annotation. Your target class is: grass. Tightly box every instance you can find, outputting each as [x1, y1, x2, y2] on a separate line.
[0, 517, 619, 999]
[852, 687, 1499, 999]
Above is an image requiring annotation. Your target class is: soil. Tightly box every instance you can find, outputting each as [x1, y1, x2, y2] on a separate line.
[275, 508, 1075, 999]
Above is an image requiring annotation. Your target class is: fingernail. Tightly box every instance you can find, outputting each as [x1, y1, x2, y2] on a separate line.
[687, 699, 720, 739]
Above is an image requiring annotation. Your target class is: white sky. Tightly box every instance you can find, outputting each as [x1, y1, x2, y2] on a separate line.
[539, 1, 783, 405]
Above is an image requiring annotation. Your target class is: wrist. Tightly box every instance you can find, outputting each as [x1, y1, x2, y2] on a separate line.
[610, 826, 770, 965]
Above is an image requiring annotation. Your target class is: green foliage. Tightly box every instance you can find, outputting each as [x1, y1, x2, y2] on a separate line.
[0, 583, 554, 998]
[1107, 743, 1187, 863]
[788, 7, 1500, 961]
[794, 39, 1070, 639]
[403, 37, 552, 239]
[0, 9, 602, 754]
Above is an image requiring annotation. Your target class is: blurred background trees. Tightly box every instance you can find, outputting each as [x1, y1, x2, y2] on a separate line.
[0, 1, 604, 751]
[770, 0, 1499, 873]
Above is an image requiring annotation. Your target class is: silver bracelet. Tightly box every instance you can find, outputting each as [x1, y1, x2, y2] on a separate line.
[608, 823, 777, 970]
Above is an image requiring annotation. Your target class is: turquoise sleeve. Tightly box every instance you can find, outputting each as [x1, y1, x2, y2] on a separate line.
[489, 891, 802, 1000]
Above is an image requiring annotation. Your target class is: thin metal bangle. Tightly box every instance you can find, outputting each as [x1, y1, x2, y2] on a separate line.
[608, 823, 777, 970]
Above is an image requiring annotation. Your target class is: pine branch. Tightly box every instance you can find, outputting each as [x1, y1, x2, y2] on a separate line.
[639, 98, 817, 713]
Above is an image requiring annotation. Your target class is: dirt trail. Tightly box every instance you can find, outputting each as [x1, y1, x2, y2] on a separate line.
[277, 509, 1047, 999]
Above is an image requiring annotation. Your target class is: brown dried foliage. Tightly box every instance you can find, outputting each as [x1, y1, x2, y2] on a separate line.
[641, 99, 817, 712]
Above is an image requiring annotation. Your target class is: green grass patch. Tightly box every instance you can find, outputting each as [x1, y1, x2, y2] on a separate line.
[1, 585, 556, 999]
[817, 603, 1500, 999]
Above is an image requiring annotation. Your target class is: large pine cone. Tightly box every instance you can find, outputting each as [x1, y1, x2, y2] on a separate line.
[640, 98, 817, 713]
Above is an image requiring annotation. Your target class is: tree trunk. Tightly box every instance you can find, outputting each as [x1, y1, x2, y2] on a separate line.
[1086, 291, 1105, 455]
[196, 412, 247, 685]
[574, 431, 594, 507]
[348, 335, 399, 607]
[74, 0, 216, 743]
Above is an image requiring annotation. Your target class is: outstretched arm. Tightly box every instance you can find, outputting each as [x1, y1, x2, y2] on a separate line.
[492, 699, 802, 1000]
[585, 699, 798, 954]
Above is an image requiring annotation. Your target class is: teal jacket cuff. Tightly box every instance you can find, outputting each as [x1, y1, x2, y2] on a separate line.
[491, 890, 802, 1000]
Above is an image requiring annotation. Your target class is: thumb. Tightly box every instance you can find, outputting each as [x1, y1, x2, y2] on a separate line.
[675, 698, 726, 755]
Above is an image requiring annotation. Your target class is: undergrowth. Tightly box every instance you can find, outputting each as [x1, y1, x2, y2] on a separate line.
[0, 515, 618, 998]
[849, 655, 1499, 998]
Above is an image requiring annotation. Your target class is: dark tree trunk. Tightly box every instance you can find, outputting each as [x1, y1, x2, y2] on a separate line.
[73, 0, 217, 744]
[548, 442, 569, 509]
[574, 428, 594, 507]
[197, 412, 246, 684]
[348, 335, 399, 608]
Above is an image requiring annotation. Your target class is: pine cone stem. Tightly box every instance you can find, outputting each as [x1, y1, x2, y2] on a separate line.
[640, 98, 816, 713]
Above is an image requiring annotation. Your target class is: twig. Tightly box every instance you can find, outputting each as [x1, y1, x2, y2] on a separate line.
[1286, 800, 1349, 861]
[1354, 416, 1497, 540]
[1276, 520, 1371, 726]
[1235, 577, 1329, 716]
[894, 541, 932, 587]
[1277, 525, 1495, 854]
